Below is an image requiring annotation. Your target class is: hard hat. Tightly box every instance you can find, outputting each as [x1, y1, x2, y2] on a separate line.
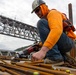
[31, 0, 45, 13]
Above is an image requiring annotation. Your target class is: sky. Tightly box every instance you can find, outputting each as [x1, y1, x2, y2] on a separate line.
[0, 0, 76, 51]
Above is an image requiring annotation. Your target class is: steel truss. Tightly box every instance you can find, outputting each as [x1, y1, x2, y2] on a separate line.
[0, 15, 40, 41]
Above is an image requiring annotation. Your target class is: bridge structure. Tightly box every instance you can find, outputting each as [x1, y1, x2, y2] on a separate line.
[0, 49, 15, 57]
[0, 15, 40, 41]
[0, 15, 40, 56]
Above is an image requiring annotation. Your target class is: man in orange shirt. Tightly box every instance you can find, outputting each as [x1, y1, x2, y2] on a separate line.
[31, 0, 76, 64]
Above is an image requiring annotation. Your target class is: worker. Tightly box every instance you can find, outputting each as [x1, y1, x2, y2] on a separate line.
[31, 0, 76, 64]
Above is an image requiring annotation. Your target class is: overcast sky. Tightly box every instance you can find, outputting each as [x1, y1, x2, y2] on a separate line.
[0, 0, 76, 51]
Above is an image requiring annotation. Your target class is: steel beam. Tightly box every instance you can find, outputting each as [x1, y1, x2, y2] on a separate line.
[0, 15, 40, 41]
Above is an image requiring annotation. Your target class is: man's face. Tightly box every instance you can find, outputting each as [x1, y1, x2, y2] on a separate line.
[34, 7, 43, 18]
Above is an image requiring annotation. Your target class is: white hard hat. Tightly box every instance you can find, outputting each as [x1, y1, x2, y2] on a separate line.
[31, 0, 45, 13]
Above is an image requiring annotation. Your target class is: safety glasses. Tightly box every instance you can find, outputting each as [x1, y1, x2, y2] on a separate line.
[35, 7, 40, 13]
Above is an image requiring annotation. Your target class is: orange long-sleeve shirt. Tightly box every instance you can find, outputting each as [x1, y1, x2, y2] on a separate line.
[43, 10, 75, 49]
[40, 4, 76, 49]
[43, 10, 63, 49]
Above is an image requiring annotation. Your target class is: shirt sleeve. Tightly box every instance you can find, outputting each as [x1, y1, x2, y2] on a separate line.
[43, 10, 63, 49]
